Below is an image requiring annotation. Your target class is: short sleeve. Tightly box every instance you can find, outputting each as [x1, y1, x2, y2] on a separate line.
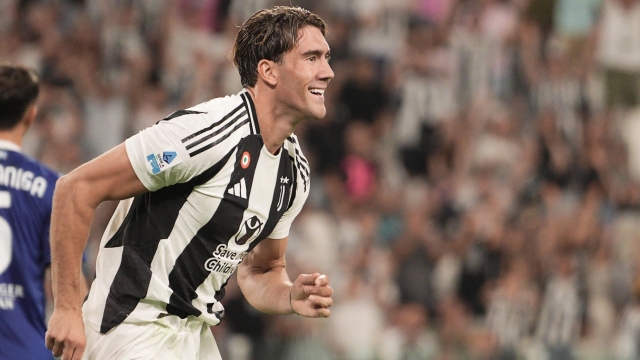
[125, 114, 232, 191]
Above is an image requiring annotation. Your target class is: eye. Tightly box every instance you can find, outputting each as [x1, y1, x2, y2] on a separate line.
[308, 56, 317, 62]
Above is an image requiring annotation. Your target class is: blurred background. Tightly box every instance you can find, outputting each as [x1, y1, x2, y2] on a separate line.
[5, 0, 640, 359]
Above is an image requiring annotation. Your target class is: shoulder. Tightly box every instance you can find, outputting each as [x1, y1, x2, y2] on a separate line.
[131, 91, 257, 158]
[155, 91, 258, 152]
[125, 91, 260, 189]
[187, 92, 247, 120]
[159, 92, 247, 132]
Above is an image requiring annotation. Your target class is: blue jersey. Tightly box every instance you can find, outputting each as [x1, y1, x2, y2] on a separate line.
[0, 141, 59, 360]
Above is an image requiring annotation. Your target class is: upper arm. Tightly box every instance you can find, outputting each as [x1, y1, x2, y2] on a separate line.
[61, 143, 147, 207]
[238, 237, 289, 276]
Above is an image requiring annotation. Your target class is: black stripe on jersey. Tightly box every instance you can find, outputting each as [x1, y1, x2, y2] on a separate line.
[294, 147, 310, 170]
[247, 148, 295, 246]
[287, 156, 298, 210]
[294, 148, 310, 169]
[184, 110, 247, 150]
[240, 92, 260, 135]
[295, 159, 309, 192]
[181, 103, 244, 143]
[283, 137, 309, 192]
[188, 118, 250, 157]
[162, 110, 207, 122]
[98, 150, 234, 334]
[297, 165, 308, 192]
[165, 137, 263, 319]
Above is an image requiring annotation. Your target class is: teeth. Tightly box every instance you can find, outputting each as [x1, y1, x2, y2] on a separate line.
[309, 88, 324, 96]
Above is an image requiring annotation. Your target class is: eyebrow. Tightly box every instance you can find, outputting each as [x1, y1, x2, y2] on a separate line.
[301, 49, 331, 58]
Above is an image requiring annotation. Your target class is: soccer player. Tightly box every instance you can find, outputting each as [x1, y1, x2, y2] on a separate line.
[45, 6, 335, 360]
[0, 63, 60, 359]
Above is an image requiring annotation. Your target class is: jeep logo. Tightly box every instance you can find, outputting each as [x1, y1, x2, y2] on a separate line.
[234, 216, 263, 245]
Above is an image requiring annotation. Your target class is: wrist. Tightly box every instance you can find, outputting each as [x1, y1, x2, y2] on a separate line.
[289, 288, 299, 316]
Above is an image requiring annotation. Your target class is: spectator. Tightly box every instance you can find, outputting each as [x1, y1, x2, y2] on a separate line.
[592, 0, 640, 111]
[536, 249, 582, 360]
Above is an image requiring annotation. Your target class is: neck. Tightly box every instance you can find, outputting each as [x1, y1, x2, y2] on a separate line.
[0, 128, 24, 148]
[245, 87, 300, 155]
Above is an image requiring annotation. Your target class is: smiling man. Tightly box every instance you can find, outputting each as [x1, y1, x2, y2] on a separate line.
[45, 6, 334, 360]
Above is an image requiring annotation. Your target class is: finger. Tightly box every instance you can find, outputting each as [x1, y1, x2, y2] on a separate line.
[52, 340, 64, 358]
[45, 332, 55, 350]
[308, 295, 333, 309]
[314, 274, 329, 287]
[315, 307, 331, 318]
[304, 285, 333, 297]
[62, 343, 78, 360]
[293, 303, 329, 318]
[297, 273, 320, 286]
[71, 346, 85, 360]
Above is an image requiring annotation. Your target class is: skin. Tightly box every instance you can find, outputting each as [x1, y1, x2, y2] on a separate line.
[246, 25, 334, 154]
[45, 25, 334, 360]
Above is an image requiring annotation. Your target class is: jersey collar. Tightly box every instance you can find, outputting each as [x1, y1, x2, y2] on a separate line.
[239, 89, 261, 135]
[0, 139, 21, 152]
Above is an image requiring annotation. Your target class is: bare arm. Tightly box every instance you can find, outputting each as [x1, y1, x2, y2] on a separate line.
[237, 237, 333, 318]
[44, 267, 89, 315]
[46, 143, 147, 360]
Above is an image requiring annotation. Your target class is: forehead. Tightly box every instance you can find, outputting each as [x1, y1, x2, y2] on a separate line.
[292, 26, 329, 53]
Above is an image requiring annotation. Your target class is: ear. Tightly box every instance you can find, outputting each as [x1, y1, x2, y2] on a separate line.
[22, 104, 38, 131]
[257, 59, 278, 86]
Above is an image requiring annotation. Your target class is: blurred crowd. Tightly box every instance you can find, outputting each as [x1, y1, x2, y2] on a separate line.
[5, 0, 640, 359]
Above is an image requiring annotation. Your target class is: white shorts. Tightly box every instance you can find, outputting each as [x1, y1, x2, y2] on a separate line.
[82, 315, 221, 360]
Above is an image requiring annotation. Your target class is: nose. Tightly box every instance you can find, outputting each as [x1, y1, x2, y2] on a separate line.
[319, 59, 334, 83]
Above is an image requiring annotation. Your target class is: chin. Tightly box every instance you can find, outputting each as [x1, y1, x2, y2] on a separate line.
[308, 105, 327, 119]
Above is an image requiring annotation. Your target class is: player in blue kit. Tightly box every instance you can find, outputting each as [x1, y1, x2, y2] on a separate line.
[0, 63, 60, 359]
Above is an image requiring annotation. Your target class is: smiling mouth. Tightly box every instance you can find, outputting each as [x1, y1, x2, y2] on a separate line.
[309, 88, 325, 97]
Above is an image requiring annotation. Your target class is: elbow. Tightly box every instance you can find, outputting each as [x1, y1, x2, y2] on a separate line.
[57, 167, 90, 186]
[53, 173, 76, 203]
[54, 171, 102, 209]
[55, 172, 85, 200]
[55, 172, 76, 192]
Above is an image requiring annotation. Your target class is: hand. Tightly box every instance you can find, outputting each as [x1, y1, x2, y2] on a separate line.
[290, 273, 333, 318]
[45, 309, 86, 360]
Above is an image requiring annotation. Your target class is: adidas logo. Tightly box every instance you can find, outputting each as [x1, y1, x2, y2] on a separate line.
[228, 178, 247, 199]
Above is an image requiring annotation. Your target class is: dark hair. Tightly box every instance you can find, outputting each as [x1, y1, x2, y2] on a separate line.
[231, 6, 327, 88]
[0, 63, 39, 130]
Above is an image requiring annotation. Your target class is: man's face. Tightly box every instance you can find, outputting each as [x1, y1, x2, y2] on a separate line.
[274, 26, 334, 120]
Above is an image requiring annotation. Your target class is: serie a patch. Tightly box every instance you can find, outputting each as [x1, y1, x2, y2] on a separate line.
[146, 151, 178, 174]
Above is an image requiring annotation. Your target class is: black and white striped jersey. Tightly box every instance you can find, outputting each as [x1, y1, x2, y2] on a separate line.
[83, 89, 310, 334]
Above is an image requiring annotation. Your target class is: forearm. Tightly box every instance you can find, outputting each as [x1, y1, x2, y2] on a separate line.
[50, 175, 97, 311]
[237, 263, 293, 315]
